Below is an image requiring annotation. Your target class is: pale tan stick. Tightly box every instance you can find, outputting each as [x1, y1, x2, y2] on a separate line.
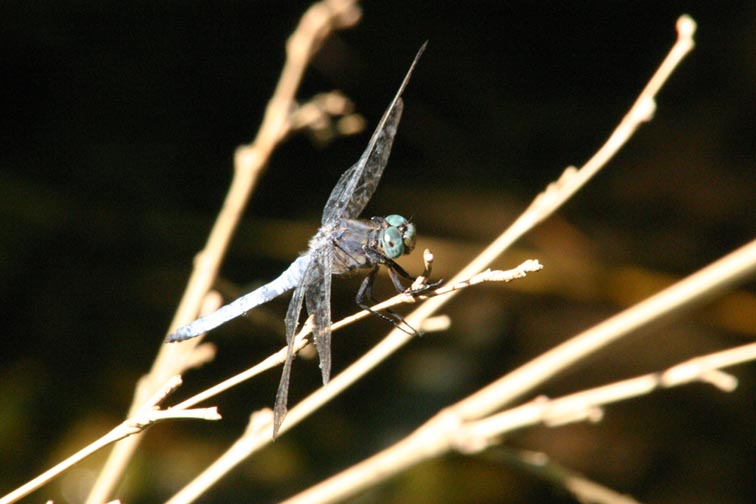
[282, 239, 756, 504]
[84, 2, 362, 502]
[166, 16, 697, 501]
[456, 340, 756, 450]
[269, 14, 703, 503]
[162, 262, 539, 504]
[272, 13, 697, 437]
[0, 377, 220, 504]
[170, 261, 533, 412]
[454, 236, 754, 422]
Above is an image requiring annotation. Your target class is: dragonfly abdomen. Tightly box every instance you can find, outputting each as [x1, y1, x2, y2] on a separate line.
[165, 255, 308, 342]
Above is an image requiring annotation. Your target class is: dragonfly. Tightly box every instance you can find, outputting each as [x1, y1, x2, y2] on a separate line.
[166, 43, 431, 437]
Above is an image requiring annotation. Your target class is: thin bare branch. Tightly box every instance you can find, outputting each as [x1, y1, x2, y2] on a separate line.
[276, 15, 708, 504]
[281, 248, 756, 504]
[0, 377, 220, 504]
[161, 259, 539, 502]
[85, 1, 362, 502]
[279, 10, 698, 444]
[454, 341, 756, 451]
[454, 237, 756, 422]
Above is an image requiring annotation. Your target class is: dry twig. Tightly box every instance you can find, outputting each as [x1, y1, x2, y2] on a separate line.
[0, 377, 220, 504]
[168, 14, 701, 504]
[83, 1, 362, 503]
[277, 15, 707, 504]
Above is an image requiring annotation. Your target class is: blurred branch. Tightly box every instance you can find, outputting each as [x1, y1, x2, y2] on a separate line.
[456, 339, 756, 450]
[161, 260, 540, 504]
[0, 377, 220, 504]
[276, 15, 705, 504]
[289, 91, 366, 146]
[84, 1, 363, 503]
[170, 259, 541, 413]
[282, 239, 756, 504]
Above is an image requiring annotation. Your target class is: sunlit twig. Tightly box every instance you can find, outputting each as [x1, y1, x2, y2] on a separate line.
[84, 1, 363, 503]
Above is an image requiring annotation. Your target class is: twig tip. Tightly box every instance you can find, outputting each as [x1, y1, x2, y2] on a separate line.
[676, 15, 697, 40]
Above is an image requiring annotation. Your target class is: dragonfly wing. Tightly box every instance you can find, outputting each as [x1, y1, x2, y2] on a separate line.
[273, 254, 314, 437]
[305, 244, 333, 385]
[320, 42, 426, 224]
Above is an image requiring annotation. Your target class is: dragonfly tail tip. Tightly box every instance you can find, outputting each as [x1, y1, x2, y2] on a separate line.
[164, 327, 197, 343]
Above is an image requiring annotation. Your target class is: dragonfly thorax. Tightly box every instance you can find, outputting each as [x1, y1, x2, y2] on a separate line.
[381, 214, 416, 259]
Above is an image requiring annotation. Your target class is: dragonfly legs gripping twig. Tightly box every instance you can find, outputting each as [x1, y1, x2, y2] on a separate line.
[355, 248, 442, 336]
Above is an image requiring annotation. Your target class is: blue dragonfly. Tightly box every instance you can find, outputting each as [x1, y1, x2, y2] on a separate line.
[167, 43, 430, 436]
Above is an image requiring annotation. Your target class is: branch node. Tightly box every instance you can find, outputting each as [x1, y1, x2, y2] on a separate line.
[700, 369, 738, 392]
[543, 399, 604, 427]
[633, 97, 657, 123]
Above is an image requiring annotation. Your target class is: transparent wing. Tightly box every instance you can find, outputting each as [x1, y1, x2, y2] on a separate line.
[321, 42, 426, 224]
[273, 254, 316, 436]
[305, 242, 333, 385]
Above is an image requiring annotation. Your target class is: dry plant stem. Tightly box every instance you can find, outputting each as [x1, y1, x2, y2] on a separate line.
[278, 14, 697, 435]
[84, 1, 361, 503]
[164, 262, 538, 504]
[169, 16, 696, 499]
[283, 238, 756, 504]
[171, 262, 537, 412]
[0, 378, 220, 504]
[564, 473, 643, 504]
[459, 340, 756, 449]
[333, 261, 544, 333]
[534, 14, 696, 210]
[455, 237, 756, 421]
[275, 15, 700, 504]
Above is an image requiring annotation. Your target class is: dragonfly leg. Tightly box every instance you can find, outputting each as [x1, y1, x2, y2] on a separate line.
[366, 246, 442, 296]
[406, 276, 444, 296]
[330, 241, 410, 330]
[384, 255, 443, 295]
[386, 259, 414, 281]
[356, 266, 419, 336]
[363, 247, 411, 287]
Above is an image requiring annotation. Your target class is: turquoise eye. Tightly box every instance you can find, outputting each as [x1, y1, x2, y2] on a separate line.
[383, 215, 416, 258]
[385, 214, 406, 227]
[382, 226, 404, 259]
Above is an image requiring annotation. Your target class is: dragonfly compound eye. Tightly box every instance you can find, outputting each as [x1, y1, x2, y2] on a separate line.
[384, 215, 416, 257]
[382, 226, 405, 259]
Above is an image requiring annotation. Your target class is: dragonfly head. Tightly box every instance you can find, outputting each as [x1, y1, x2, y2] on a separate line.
[382, 214, 416, 259]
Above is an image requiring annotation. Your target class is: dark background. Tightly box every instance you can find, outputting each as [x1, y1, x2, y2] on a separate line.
[1, 1, 755, 503]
